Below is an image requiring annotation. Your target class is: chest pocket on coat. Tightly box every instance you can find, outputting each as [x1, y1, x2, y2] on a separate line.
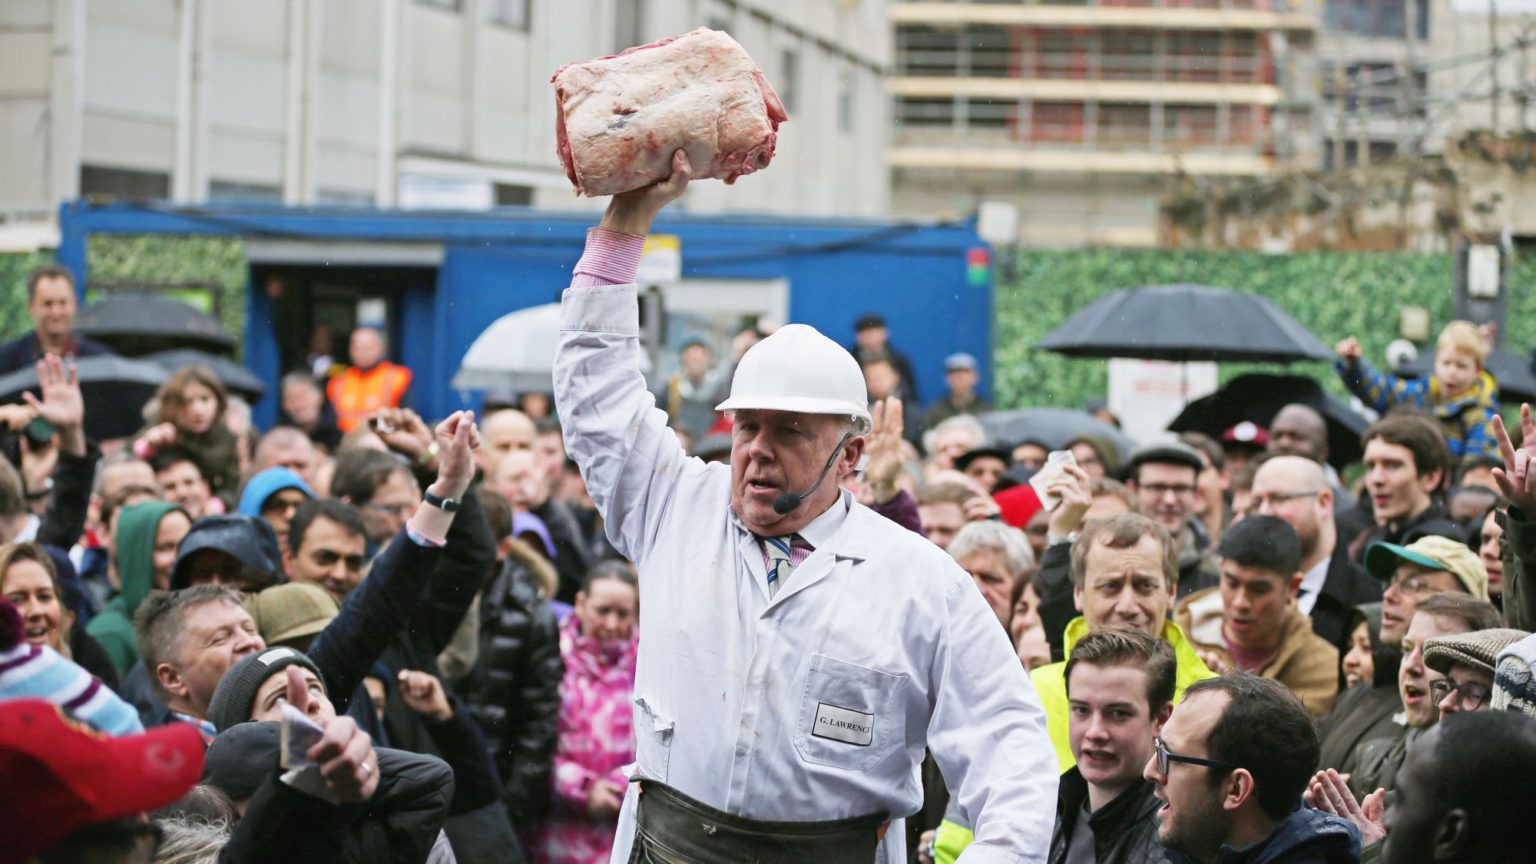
[793, 654, 907, 772]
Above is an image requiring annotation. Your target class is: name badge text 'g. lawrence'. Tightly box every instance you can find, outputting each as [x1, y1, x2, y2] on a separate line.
[812, 702, 874, 747]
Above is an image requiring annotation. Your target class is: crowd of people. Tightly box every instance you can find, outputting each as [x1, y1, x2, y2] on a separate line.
[4, 154, 1536, 864]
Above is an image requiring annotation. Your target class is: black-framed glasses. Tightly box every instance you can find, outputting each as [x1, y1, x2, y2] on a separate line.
[1140, 483, 1197, 498]
[1429, 678, 1491, 710]
[1153, 737, 1239, 777]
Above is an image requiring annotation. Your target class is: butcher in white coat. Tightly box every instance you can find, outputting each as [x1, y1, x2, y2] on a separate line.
[553, 151, 1056, 863]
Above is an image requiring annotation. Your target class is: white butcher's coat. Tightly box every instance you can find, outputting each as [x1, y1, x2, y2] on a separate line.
[554, 283, 1057, 864]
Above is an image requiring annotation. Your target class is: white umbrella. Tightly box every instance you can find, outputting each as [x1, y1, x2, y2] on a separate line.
[452, 303, 563, 392]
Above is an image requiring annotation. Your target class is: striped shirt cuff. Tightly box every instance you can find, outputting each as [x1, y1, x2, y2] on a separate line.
[572, 228, 646, 287]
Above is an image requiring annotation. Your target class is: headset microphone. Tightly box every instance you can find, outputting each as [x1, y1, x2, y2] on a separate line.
[773, 432, 853, 515]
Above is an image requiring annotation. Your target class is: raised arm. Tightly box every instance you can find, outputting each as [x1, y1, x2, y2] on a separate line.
[553, 151, 710, 562]
[309, 413, 477, 709]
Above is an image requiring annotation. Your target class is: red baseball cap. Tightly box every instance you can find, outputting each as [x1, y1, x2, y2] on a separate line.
[0, 699, 205, 864]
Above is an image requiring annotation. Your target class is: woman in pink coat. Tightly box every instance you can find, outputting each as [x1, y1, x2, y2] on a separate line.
[536, 561, 639, 864]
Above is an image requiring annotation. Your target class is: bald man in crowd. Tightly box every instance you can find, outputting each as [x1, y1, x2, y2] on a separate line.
[1250, 456, 1381, 648]
[480, 408, 536, 477]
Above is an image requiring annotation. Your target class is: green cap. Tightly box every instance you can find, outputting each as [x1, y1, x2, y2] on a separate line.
[1364, 535, 1488, 601]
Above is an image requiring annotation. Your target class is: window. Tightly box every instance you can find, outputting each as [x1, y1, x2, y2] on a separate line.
[838, 70, 855, 133]
[1164, 105, 1219, 147]
[896, 97, 954, 127]
[80, 165, 170, 199]
[208, 180, 282, 202]
[1097, 104, 1151, 149]
[1030, 101, 1085, 144]
[494, 183, 533, 205]
[490, 0, 529, 30]
[780, 48, 799, 113]
[415, 0, 461, 10]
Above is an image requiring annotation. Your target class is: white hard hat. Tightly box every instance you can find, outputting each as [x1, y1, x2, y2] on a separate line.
[715, 324, 873, 434]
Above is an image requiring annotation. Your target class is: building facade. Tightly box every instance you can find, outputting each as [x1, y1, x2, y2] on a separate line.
[889, 0, 1321, 247]
[0, 0, 890, 243]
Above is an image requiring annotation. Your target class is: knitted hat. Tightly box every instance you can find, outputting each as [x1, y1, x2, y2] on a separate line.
[0, 699, 203, 863]
[1492, 632, 1536, 717]
[203, 721, 279, 800]
[236, 467, 314, 517]
[243, 583, 338, 647]
[1424, 628, 1531, 675]
[206, 646, 323, 732]
[1364, 535, 1488, 601]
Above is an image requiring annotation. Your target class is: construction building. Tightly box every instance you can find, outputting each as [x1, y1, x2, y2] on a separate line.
[889, 0, 1323, 247]
[0, 0, 890, 249]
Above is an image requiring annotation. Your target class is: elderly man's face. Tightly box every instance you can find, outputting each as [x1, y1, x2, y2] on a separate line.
[919, 501, 964, 550]
[730, 409, 863, 537]
[491, 449, 548, 512]
[954, 546, 1015, 625]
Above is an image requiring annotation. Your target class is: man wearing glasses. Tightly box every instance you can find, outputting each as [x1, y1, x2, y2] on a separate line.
[1143, 674, 1362, 864]
[1251, 456, 1381, 650]
[1423, 627, 1531, 716]
[1124, 442, 1221, 601]
[1363, 536, 1488, 649]
[1345, 592, 1503, 804]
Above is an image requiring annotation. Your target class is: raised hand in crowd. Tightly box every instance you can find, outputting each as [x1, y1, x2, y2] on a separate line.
[1334, 336, 1362, 363]
[370, 407, 438, 470]
[859, 397, 904, 505]
[1304, 768, 1385, 846]
[397, 669, 454, 723]
[286, 665, 380, 804]
[1494, 403, 1536, 513]
[430, 410, 479, 501]
[141, 420, 179, 451]
[1045, 464, 1093, 538]
[0, 403, 36, 433]
[23, 354, 86, 456]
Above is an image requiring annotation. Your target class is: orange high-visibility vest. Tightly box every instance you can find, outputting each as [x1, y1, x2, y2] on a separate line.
[327, 362, 412, 432]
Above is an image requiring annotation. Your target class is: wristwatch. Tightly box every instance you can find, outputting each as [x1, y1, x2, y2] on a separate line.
[424, 486, 460, 512]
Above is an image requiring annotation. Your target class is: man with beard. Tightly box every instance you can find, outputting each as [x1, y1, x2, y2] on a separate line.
[1124, 443, 1221, 600]
[1251, 456, 1381, 649]
[1144, 674, 1360, 864]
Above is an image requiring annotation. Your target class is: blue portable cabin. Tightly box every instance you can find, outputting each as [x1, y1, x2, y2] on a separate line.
[56, 200, 994, 429]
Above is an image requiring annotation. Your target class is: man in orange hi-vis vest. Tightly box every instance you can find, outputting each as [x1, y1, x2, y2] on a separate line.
[327, 325, 412, 432]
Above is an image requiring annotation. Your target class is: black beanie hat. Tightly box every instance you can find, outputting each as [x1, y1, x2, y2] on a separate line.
[206, 646, 323, 732]
[204, 721, 280, 800]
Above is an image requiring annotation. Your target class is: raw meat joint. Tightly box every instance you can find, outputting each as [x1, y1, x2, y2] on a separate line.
[552, 28, 788, 197]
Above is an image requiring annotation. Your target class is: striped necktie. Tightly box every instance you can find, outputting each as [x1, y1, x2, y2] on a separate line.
[762, 535, 801, 598]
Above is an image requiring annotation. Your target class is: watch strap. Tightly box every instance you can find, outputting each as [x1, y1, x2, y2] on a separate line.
[424, 487, 460, 512]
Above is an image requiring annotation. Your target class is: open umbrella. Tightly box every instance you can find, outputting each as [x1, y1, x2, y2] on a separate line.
[142, 349, 266, 401]
[1035, 284, 1333, 363]
[1394, 347, 1536, 404]
[452, 304, 562, 392]
[75, 295, 236, 355]
[0, 355, 166, 441]
[1167, 374, 1369, 470]
[978, 407, 1135, 465]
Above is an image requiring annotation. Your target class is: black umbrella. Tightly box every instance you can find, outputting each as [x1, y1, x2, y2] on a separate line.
[1167, 374, 1369, 470]
[978, 407, 1135, 465]
[1394, 348, 1536, 404]
[1035, 284, 1333, 363]
[143, 350, 266, 401]
[75, 295, 236, 355]
[0, 355, 166, 441]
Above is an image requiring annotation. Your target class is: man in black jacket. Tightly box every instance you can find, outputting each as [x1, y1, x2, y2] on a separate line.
[1343, 416, 1462, 570]
[1050, 627, 1174, 864]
